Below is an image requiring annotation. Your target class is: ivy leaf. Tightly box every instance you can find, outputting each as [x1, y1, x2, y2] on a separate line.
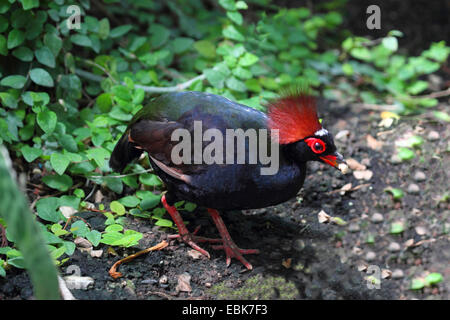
[21, 145, 42, 162]
[0, 75, 27, 89]
[110, 25, 132, 38]
[37, 109, 57, 134]
[110, 201, 126, 215]
[223, 25, 245, 42]
[227, 11, 243, 25]
[50, 153, 71, 175]
[36, 197, 64, 223]
[86, 230, 101, 247]
[29, 68, 54, 87]
[239, 52, 259, 66]
[194, 40, 216, 58]
[7, 29, 25, 49]
[42, 174, 73, 192]
[35, 46, 56, 68]
[12, 46, 33, 61]
[119, 196, 140, 208]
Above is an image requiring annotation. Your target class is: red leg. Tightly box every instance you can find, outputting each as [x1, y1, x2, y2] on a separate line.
[161, 194, 211, 258]
[207, 208, 259, 270]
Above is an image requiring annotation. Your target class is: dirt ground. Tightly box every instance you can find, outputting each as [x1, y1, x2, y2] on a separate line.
[1, 96, 448, 300]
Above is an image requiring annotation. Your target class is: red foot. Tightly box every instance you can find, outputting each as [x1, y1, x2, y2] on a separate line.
[162, 195, 211, 259]
[207, 208, 259, 270]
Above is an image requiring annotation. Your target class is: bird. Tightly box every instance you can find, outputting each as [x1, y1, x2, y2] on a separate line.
[109, 90, 345, 270]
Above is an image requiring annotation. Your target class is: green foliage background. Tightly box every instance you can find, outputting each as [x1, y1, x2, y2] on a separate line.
[0, 0, 448, 297]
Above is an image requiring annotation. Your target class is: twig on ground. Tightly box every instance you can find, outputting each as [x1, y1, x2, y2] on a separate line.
[109, 240, 168, 279]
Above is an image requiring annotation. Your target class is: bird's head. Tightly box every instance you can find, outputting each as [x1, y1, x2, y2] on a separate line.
[267, 90, 345, 170]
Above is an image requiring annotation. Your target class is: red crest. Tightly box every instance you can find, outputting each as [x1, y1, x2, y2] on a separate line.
[267, 91, 322, 144]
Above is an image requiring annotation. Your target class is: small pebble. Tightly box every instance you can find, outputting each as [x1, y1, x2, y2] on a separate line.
[365, 251, 376, 262]
[407, 183, 420, 194]
[392, 269, 404, 279]
[414, 171, 426, 182]
[388, 242, 401, 252]
[348, 223, 360, 233]
[390, 154, 402, 164]
[427, 130, 439, 141]
[371, 213, 384, 223]
[159, 275, 168, 285]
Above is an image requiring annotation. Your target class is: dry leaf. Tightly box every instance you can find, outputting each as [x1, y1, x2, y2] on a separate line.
[381, 269, 392, 279]
[366, 134, 383, 150]
[318, 210, 331, 223]
[187, 249, 203, 260]
[176, 272, 192, 293]
[404, 239, 415, 248]
[358, 262, 368, 272]
[60, 206, 77, 219]
[282, 258, 292, 269]
[74, 237, 92, 249]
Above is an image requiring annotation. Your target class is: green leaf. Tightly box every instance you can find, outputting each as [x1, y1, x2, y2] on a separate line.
[223, 25, 245, 42]
[7, 29, 25, 49]
[21, 145, 42, 162]
[219, 0, 236, 10]
[139, 193, 161, 210]
[12, 46, 33, 61]
[425, 273, 443, 285]
[86, 230, 101, 247]
[397, 147, 415, 161]
[385, 188, 404, 201]
[70, 34, 92, 47]
[110, 201, 126, 215]
[227, 11, 243, 25]
[139, 173, 162, 187]
[407, 80, 428, 95]
[194, 40, 216, 58]
[226, 76, 246, 92]
[239, 52, 259, 66]
[42, 174, 73, 192]
[0, 35, 7, 55]
[382, 37, 398, 51]
[36, 197, 64, 223]
[35, 46, 55, 68]
[70, 220, 89, 238]
[50, 153, 71, 175]
[37, 109, 57, 134]
[105, 224, 123, 232]
[171, 37, 194, 54]
[98, 18, 110, 40]
[235, 1, 248, 9]
[86, 148, 109, 168]
[155, 218, 173, 227]
[110, 25, 133, 38]
[432, 111, 450, 122]
[0, 75, 27, 89]
[43, 33, 63, 57]
[20, 0, 40, 10]
[29, 68, 54, 87]
[410, 278, 426, 290]
[350, 47, 371, 61]
[119, 196, 140, 208]
[389, 221, 405, 234]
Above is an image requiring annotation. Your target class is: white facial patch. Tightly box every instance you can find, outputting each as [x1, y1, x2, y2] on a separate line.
[315, 128, 328, 136]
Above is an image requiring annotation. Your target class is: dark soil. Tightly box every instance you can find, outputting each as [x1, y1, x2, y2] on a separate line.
[1, 97, 448, 300]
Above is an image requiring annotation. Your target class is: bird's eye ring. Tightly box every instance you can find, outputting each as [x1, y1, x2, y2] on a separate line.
[305, 138, 326, 154]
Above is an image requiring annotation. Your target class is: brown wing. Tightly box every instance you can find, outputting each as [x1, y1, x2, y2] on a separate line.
[128, 119, 200, 184]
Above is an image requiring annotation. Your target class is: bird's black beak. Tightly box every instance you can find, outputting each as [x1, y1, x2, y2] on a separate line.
[319, 152, 345, 169]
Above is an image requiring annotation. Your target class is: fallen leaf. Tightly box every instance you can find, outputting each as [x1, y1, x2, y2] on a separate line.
[74, 237, 92, 248]
[176, 272, 192, 293]
[282, 258, 292, 269]
[187, 249, 203, 260]
[318, 210, 331, 223]
[60, 206, 77, 219]
[381, 269, 392, 279]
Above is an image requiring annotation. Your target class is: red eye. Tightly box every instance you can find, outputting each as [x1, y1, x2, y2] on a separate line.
[305, 138, 326, 154]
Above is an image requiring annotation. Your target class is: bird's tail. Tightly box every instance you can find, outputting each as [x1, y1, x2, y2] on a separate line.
[109, 131, 143, 173]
